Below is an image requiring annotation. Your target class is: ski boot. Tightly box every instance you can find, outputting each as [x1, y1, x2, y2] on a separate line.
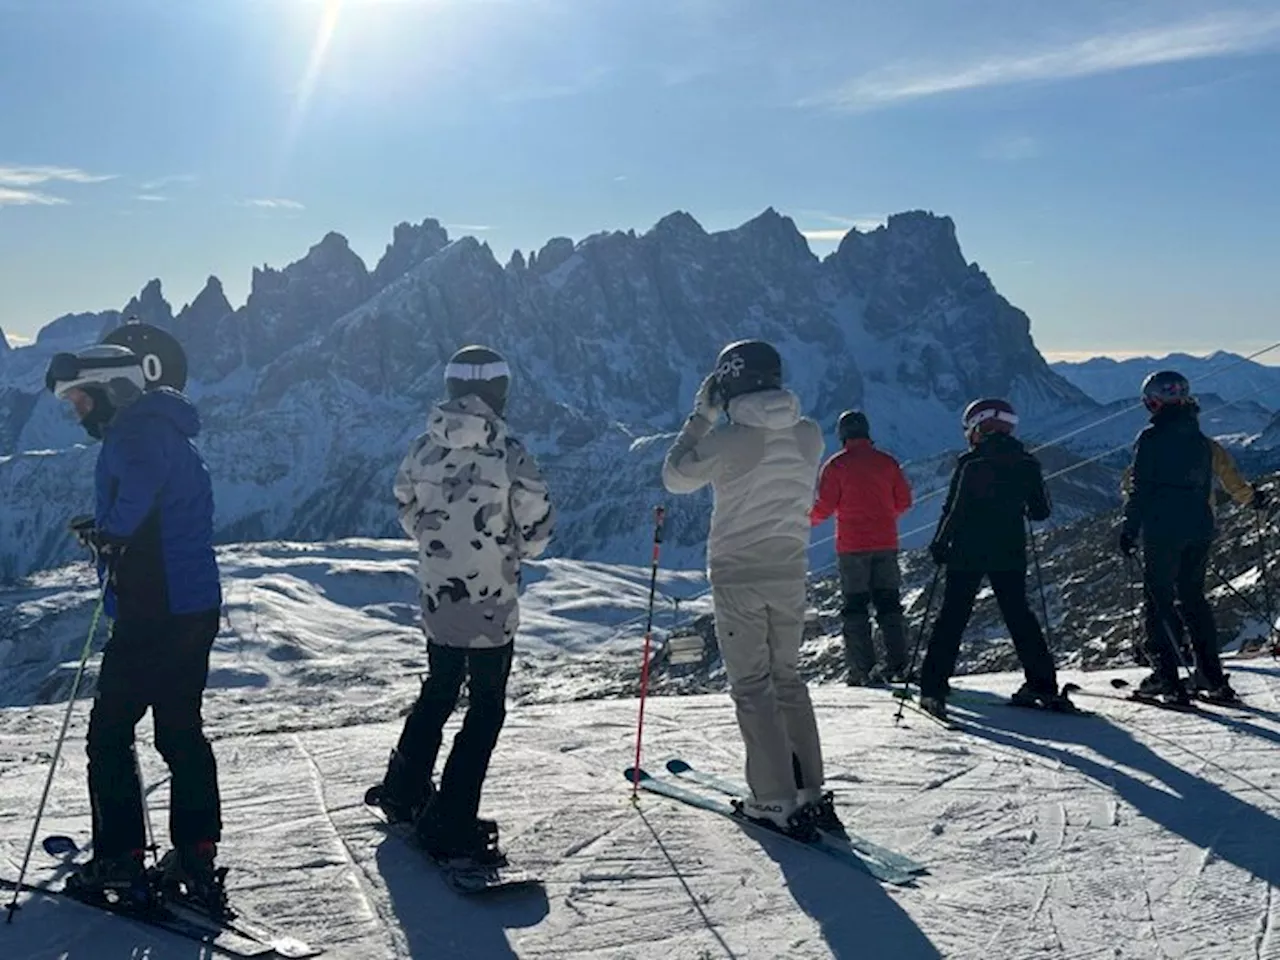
[731, 796, 819, 842]
[154, 841, 230, 919]
[798, 789, 847, 839]
[1135, 671, 1191, 707]
[1199, 678, 1241, 706]
[918, 695, 948, 720]
[845, 667, 872, 687]
[370, 748, 436, 824]
[415, 803, 508, 867]
[1010, 682, 1080, 712]
[64, 850, 152, 910]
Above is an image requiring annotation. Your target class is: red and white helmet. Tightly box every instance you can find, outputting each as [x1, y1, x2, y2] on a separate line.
[962, 398, 1018, 444]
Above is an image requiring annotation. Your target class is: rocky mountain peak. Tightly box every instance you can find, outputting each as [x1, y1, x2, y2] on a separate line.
[121, 278, 174, 329]
[372, 218, 451, 290]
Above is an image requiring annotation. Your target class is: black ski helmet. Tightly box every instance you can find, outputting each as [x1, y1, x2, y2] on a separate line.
[102, 319, 189, 392]
[962, 397, 1018, 445]
[444, 344, 509, 416]
[838, 409, 870, 443]
[709, 339, 782, 407]
[1140, 370, 1192, 413]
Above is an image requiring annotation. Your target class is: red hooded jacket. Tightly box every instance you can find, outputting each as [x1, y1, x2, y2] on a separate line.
[810, 438, 913, 553]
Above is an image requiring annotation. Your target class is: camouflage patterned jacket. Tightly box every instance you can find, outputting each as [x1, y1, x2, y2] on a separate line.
[394, 395, 555, 648]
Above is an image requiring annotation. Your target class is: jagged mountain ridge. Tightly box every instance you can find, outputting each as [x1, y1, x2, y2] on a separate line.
[1052, 351, 1280, 410]
[0, 207, 1148, 581]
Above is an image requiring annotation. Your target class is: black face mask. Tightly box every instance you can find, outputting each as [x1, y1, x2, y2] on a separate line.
[78, 387, 115, 440]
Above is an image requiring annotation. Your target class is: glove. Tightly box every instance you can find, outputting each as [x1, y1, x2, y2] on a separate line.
[692, 374, 722, 424]
[1118, 530, 1137, 558]
[67, 515, 97, 550]
[1250, 486, 1271, 514]
[67, 516, 123, 564]
[928, 540, 948, 566]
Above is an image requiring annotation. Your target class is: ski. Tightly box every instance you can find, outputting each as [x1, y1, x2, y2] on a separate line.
[892, 685, 1097, 718]
[623, 766, 918, 887]
[363, 786, 542, 897]
[16, 834, 321, 958]
[1061, 682, 1249, 719]
[663, 759, 927, 876]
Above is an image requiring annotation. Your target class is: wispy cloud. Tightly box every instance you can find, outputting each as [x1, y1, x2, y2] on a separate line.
[0, 186, 68, 207]
[4, 331, 33, 347]
[240, 198, 305, 210]
[0, 164, 116, 186]
[445, 223, 493, 232]
[807, 11, 1280, 110]
[140, 173, 197, 191]
[799, 211, 887, 242]
[134, 194, 170, 203]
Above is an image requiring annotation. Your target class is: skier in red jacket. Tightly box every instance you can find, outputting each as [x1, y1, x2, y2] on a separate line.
[810, 410, 914, 685]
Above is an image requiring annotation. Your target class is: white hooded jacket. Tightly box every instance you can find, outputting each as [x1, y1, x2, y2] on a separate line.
[662, 388, 823, 585]
[394, 394, 555, 647]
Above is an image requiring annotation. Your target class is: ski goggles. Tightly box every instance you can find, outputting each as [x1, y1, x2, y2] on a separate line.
[44, 351, 143, 394]
[44, 353, 83, 393]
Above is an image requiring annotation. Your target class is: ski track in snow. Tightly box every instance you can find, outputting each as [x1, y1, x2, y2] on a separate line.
[2, 652, 1280, 956]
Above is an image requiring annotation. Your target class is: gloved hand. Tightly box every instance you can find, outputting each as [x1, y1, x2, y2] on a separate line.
[1250, 485, 1272, 514]
[928, 540, 948, 566]
[67, 515, 97, 549]
[692, 374, 722, 424]
[67, 516, 123, 564]
[1118, 530, 1138, 557]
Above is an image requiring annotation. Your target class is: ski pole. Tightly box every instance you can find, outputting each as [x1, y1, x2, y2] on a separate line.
[5, 594, 105, 923]
[132, 743, 159, 867]
[630, 505, 666, 800]
[894, 563, 941, 725]
[1254, 510, 1278, 658]
[1026, 517, 1054, 657]
[1124, 555, 1143, 664]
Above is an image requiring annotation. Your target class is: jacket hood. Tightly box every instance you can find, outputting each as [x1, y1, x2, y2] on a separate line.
[728, 388, 802, 430]
[113, 387, 201, 438]
[428, 394, 507, 450]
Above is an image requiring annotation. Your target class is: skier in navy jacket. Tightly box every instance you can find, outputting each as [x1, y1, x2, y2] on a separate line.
[46, 343, 225, 914]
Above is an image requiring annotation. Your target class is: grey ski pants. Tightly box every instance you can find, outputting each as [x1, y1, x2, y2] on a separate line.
[712, 578, 824, 803]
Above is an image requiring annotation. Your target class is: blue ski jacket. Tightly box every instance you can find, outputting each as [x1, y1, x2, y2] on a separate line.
[95, 388, 221, 620]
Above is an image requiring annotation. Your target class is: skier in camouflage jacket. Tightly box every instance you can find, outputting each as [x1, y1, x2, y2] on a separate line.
[373, 345, 555, 864]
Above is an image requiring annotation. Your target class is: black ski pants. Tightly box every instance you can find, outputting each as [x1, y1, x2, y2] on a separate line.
[918, 568, 1056, 699]
[394, 641, 513, 827]
[1142, 536, 1223, 687]
[86, 609, 222, 859]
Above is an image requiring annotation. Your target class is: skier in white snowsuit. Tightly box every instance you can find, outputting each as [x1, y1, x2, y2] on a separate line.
[372, 344, 555, 864]
[662, 339, 842, 837]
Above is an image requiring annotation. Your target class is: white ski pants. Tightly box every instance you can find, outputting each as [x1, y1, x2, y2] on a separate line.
[712, 578, 824, 804]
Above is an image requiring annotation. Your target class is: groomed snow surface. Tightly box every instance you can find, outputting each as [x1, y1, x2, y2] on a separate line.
[3, 542, 1280, 959]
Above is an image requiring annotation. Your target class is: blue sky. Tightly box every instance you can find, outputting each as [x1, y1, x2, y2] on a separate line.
[1, 0, 1278, 362]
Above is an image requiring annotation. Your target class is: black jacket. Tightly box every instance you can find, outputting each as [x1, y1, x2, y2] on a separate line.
[1120, 406, 1246, 544]
[931, 433, 1051, 572]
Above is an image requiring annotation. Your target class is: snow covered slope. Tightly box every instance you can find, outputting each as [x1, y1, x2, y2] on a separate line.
[4, 664, 1280, 958]
[3, 528, 1280, 957]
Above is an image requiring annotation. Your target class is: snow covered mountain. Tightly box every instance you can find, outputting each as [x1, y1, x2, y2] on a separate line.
[0, 207, 1227, 582]
[1052, 351, 1280, 409]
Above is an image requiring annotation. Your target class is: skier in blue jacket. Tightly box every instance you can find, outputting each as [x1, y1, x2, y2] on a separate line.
[45, 343, 225, 914]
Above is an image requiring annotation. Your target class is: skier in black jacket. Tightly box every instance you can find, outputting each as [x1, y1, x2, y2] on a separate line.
[917, 398, 1066, 720]
[1119, 370, 1270, 705]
